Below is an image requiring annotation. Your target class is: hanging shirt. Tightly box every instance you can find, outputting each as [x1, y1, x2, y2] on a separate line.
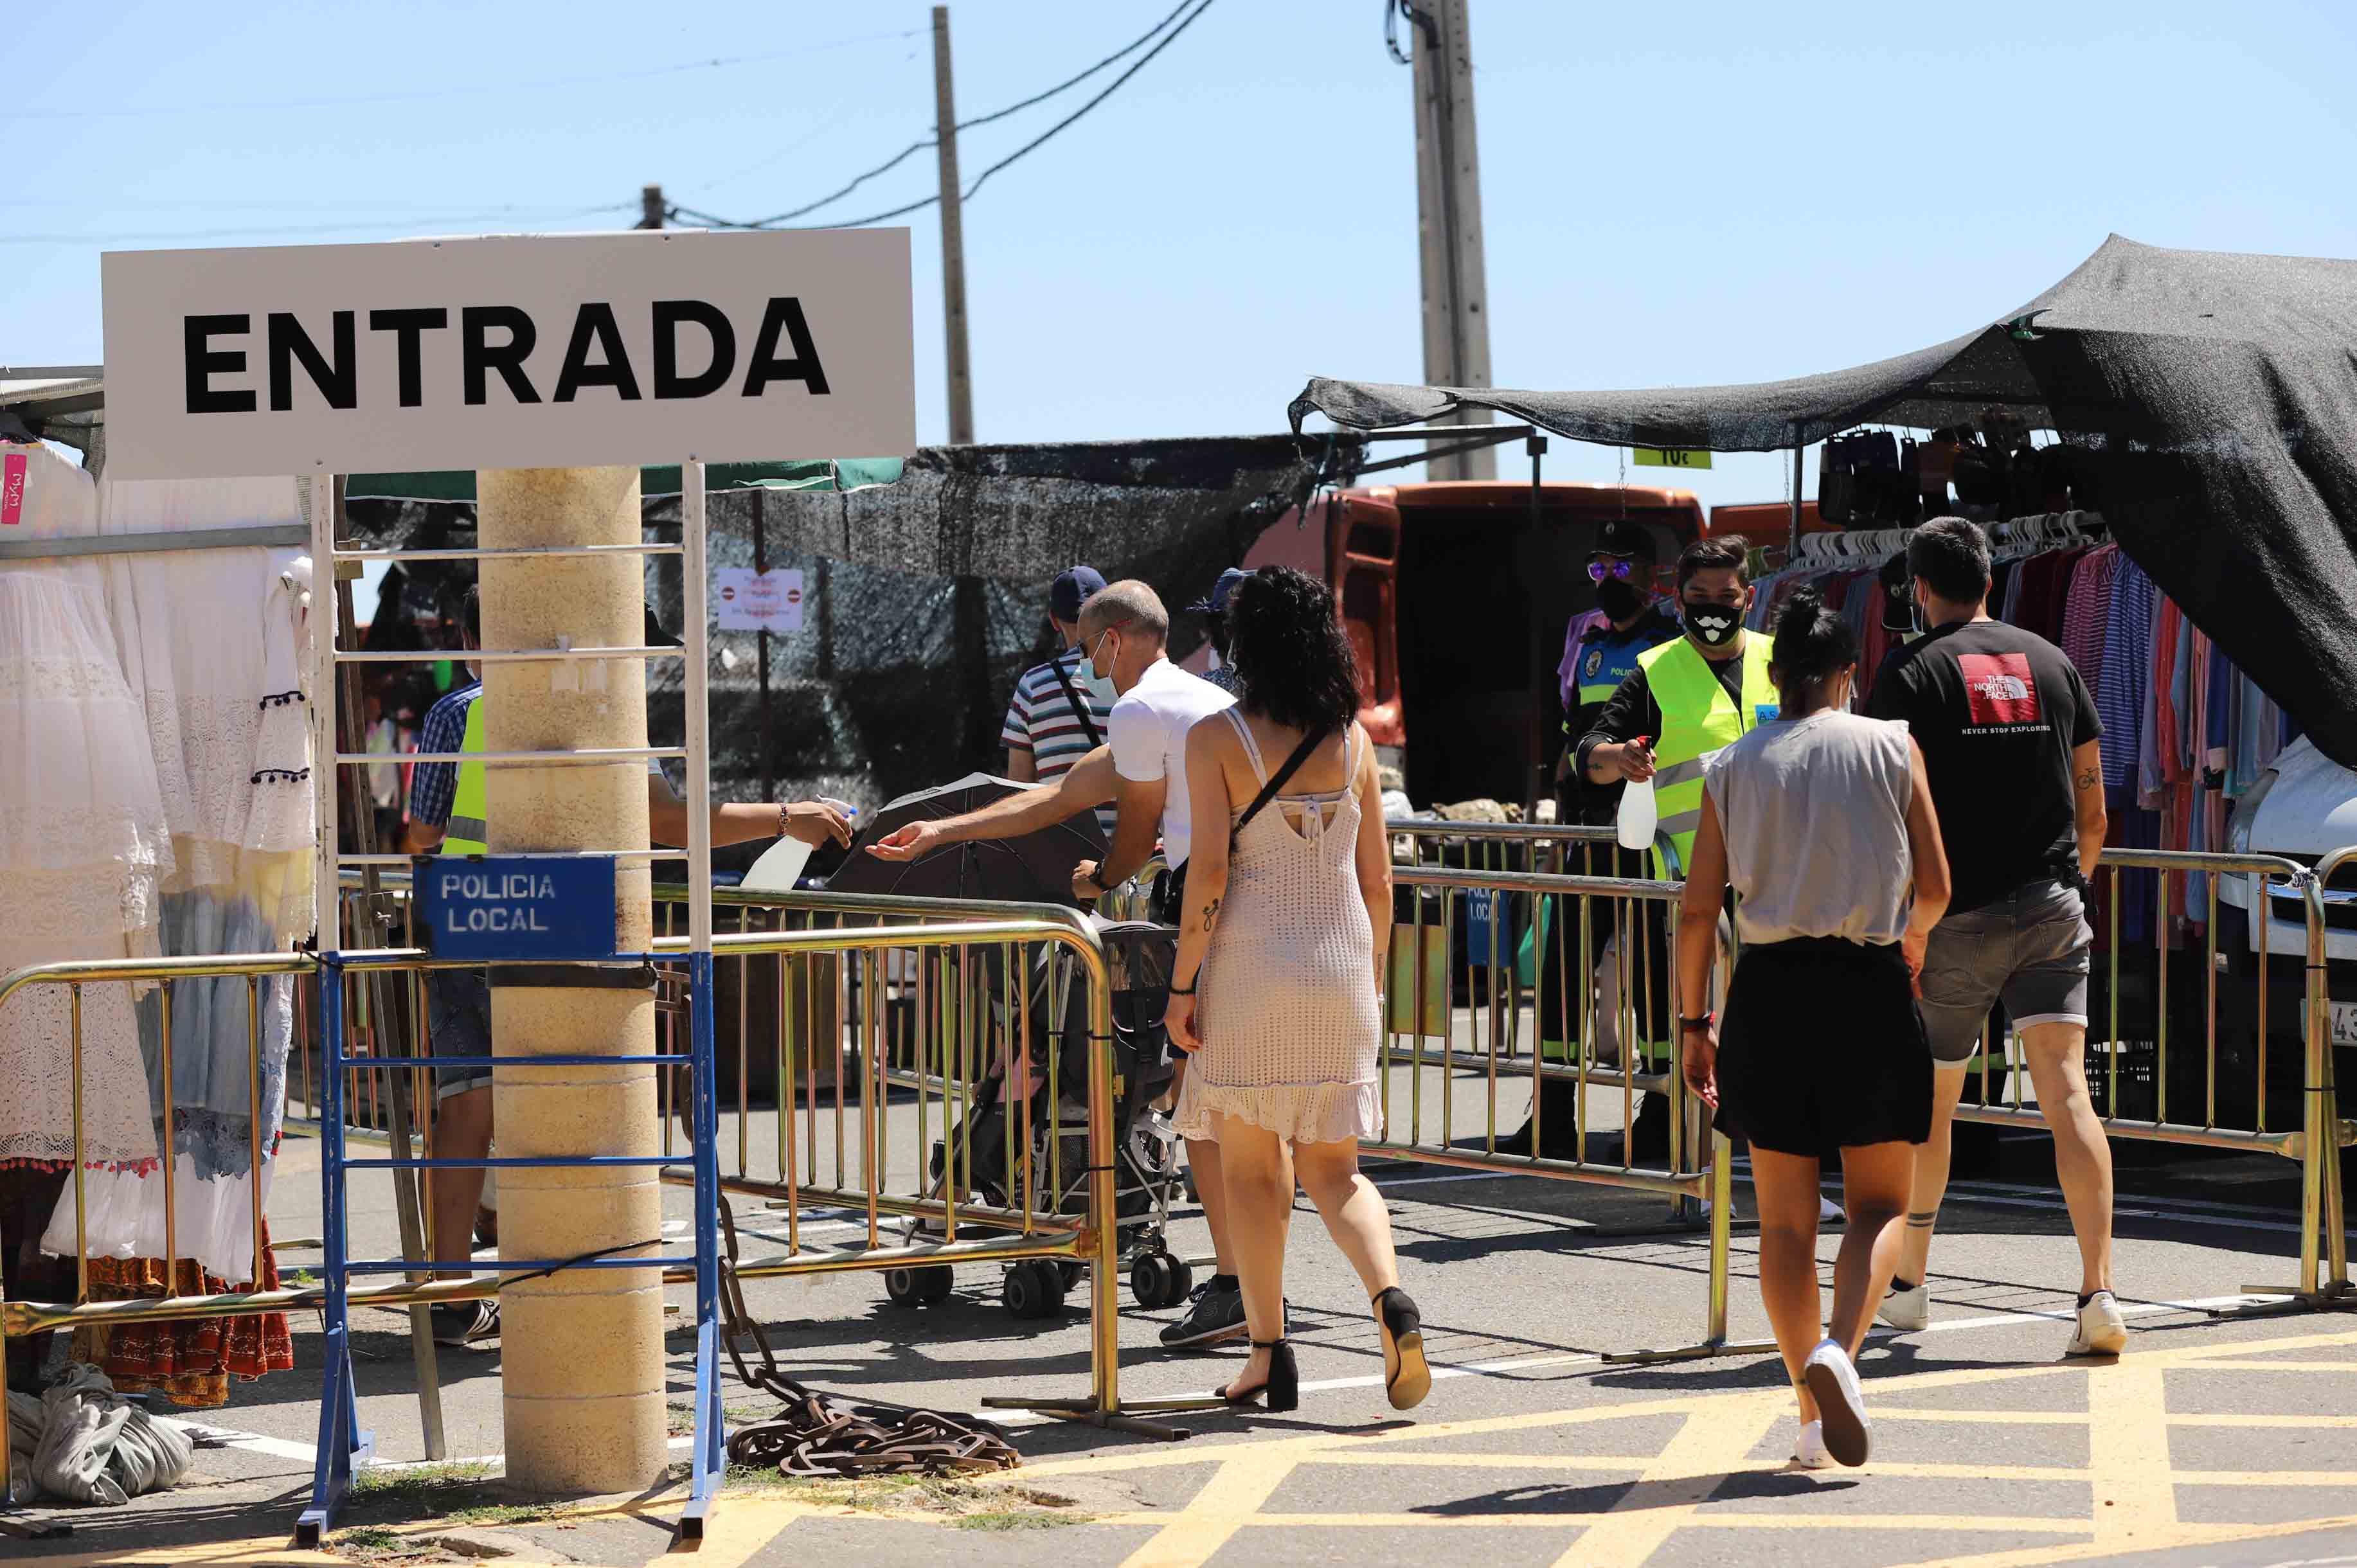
[2097, 556, 2157, 794]
[1869, 618, 2101, 913]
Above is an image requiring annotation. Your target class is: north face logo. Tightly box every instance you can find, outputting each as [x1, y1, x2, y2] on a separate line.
[1960, 652, 2040, 725]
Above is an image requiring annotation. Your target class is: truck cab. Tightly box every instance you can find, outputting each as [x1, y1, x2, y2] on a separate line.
[1238, 481, 1704, 811]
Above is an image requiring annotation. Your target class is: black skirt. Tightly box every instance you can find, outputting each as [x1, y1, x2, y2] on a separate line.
[1713, 936, 1931, 1161]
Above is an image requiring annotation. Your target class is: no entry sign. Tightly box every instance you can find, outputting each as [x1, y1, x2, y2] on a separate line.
[100, 228, 915, 479]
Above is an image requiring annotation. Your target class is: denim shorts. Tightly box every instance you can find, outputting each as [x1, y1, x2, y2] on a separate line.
[427, 968, 494, 1103]
[1917, 878, 2092, 1064]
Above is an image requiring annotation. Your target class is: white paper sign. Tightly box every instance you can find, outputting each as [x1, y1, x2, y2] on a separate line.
[714, 567, 805, 633]
[100, 229, 915, 480]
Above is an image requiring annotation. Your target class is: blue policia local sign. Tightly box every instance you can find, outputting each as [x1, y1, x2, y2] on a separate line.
[416, 855, 620, 962]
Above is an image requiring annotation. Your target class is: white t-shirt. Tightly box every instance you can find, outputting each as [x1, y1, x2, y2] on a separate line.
[1107, 657, 1237, 869]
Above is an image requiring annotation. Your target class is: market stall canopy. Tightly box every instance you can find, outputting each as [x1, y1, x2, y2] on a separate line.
[1291, 236, 2357, 769]
[343, 432, 1359, 814]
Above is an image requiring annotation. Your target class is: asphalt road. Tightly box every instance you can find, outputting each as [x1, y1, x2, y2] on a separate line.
[11, 1071, 2356, 1567]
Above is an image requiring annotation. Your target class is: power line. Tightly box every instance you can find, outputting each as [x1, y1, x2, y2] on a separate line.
[674, 0, 1210, 233]
[1, 28, 923, 120]
[1, 206, 631, 246]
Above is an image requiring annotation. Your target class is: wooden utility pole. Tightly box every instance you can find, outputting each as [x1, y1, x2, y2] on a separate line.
[932, 5, 975, 443]
[636, 186, 665, 229]
[1408, 0, 1494, 480]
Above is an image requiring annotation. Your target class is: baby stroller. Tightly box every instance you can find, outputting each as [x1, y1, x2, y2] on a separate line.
[881, 920, 1196, 1319]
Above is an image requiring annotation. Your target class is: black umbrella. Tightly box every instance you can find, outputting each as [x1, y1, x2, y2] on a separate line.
[827, 772, 1106, 907]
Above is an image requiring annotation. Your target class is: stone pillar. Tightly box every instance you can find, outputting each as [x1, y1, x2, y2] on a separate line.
[476, 466, 666, 1493]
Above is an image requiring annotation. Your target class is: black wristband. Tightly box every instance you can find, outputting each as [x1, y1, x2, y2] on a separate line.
[1679, 1013, 1714, 1031]
[1167, 981, 1197, 996]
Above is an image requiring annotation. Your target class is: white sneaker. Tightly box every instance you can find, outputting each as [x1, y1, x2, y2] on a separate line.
[2066, 1290, 2128, 1357]
[1819, 1196, 1845, 1225]
[1878, 1281, 1930, 1332]
[1801, 1338, 1871, 1466]
[1793, 1420, 1835, 1470]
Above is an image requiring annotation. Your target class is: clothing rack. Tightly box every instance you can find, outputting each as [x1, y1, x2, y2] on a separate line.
[0, 521, 310, 562]
[1786, 510, 2107, 569]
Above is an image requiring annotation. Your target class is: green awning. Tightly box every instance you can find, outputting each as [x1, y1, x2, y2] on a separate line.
[344, 458, 904, 503]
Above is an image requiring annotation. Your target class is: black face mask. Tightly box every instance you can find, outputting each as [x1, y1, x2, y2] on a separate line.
[1681, 600, 1742, 647]
[1595, 577, 1646, 622]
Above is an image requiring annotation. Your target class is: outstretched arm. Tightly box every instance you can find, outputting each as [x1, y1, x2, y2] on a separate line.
[868, 746, 1116, 862]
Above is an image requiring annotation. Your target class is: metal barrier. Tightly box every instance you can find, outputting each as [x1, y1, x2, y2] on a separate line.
[0, 949, 314, 1510]
[1941, 848, 2351, 1308]
[0, 909, 1174, 1516]
[1371, 824, 2354, 1323]
[1360, 853, 1764, 1365]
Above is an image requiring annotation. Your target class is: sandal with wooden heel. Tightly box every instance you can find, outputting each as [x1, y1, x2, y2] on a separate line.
[1374, 1287, 1430, 1411]
[1215, 1339, 1299, 1412]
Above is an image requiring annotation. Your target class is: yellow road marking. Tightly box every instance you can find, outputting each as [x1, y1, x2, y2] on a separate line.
[1115, 1443, 1318, 1568]
[1548, 1398, 1785, 1568]
[2085, 1359, 2177, 1548]
[2169, 1411, 2357, 1427]
[1871, 1407, 2086, 1424]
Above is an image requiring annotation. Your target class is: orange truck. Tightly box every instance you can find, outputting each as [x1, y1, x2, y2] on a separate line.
[1232, 480, 1708, 811]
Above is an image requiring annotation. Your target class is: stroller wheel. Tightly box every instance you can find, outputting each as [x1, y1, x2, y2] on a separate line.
[884, 1265, 954, 1307]
[1002, 1260, 1068, 1321]
[1129, 1251, 1192, 1310]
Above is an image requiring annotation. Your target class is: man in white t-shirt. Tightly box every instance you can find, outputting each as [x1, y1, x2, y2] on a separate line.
[1066, 581, 1236, 913]
[1064, 581, 1251, 1348]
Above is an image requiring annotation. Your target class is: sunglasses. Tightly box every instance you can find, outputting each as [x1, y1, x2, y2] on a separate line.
[1587, 557, 1644, 582]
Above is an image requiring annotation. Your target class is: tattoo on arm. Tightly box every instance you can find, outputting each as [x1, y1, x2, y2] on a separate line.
[2075, 765, 2099, 792]
[1201, 896, 1221, 934]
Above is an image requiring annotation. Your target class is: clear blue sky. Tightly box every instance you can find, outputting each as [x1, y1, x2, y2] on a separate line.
[12, 0, 2357, 536]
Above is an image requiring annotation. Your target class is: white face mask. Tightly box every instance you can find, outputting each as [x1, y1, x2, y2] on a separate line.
[1082, 628, 1119, 687]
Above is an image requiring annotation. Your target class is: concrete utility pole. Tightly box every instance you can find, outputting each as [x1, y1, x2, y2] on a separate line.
[637, 186, 665, 229]
[933, 5, 976, 443]
[477, 466, 667, 1494]
[1408, 0, 1494, 481]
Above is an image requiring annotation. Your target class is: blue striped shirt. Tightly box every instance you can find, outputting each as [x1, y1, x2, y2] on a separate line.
[407, 681, 481, 829]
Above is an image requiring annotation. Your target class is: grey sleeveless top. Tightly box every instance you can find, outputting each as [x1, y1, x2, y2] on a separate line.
[1703, 710, 1915, 946]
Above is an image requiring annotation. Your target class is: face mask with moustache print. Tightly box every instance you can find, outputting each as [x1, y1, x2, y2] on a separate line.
[1681, 601, 1741, 648]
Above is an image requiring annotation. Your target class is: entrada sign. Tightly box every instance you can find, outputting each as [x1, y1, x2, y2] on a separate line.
[101, 229, 916, 479]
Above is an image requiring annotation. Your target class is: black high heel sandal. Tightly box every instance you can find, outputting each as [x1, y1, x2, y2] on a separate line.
[1374, 1287, 1430, 1411]
[1215, 1339, 1299, 1412]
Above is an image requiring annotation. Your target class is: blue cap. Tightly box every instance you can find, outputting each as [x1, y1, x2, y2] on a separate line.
[1050, 566, 1106, 623]
[1188, 567, 1251, 615]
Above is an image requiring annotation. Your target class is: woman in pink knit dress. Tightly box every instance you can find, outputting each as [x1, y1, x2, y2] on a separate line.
[1163, 566, 1428, 1415]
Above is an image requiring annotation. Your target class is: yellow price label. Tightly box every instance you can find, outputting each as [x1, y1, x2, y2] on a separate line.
[1631, 446, 1712, 470]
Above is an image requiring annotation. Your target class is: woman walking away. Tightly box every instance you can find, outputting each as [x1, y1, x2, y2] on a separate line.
[1163, 566, 1427, 1415]
[1678, 586, 1949, 1469]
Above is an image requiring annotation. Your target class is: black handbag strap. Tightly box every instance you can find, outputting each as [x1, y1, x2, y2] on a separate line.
[1232, 724, 1333, 847]
[1048, 652, 1103, 749]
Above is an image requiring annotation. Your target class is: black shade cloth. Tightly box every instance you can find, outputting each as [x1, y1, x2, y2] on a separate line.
[823, 773, 1104, 906]
[343, 433, 1361, 821]
[1291, 236, 2357, 769]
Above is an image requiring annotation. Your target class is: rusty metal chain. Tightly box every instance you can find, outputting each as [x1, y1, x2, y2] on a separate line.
[712, 1194, 1021, 1479]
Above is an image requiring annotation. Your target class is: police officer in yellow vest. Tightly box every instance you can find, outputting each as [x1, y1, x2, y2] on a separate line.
[403, 587, 852, 1347]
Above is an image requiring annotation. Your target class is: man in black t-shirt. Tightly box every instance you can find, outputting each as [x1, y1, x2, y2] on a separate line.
[1866, 517, 2124, 1357]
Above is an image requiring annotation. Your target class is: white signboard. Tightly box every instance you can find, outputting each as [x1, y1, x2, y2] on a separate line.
[100, 229, 915, 480]
[714, 567, 805, 633]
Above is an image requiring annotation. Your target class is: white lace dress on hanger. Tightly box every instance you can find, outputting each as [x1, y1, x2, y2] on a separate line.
[0, 441, 172, 1173]
[39, 475, 313, 1281]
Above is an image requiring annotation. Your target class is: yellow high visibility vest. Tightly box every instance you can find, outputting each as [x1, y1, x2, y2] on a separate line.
[1636, 634, 1778, 879]
[442, 696, 490, 856]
